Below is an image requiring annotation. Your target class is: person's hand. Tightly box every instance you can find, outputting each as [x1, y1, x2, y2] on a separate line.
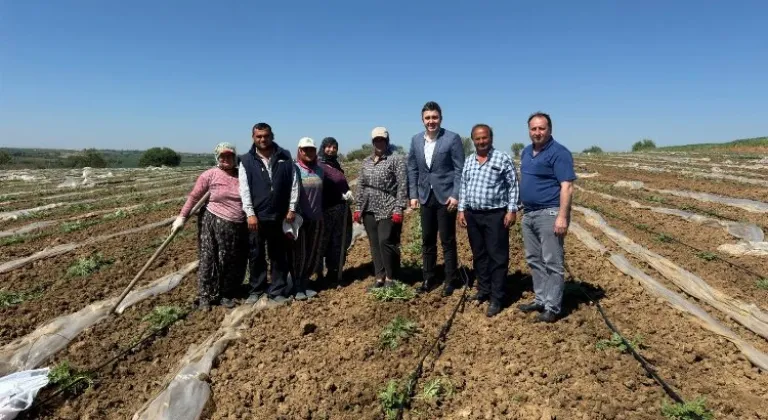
[171, 216, 185, 234]
[554, 215, 569, 236]
[353, 211, 362, 224]
[286, 211, 296, 223]
[410, 199, 419, 210]
[247, 215, 259, 232]
[391, 213, 403, 224]
[503, 212, 517, 229]
[457, 211, 467, 228]
[342, 191, 355, 203]
[446, 197, 459, 212]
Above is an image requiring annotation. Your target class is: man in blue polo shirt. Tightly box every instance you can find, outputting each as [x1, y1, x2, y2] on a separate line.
[518, 112, 576, 323]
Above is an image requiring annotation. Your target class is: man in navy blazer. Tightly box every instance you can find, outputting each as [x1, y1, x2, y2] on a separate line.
[407, 101, 465, 296]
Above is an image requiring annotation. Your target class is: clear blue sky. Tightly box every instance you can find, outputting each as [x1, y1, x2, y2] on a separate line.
[1, 1, 767, 155]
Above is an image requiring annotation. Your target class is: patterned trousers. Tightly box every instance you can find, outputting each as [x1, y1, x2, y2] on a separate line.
[197, 210, 248, 303]
[316, 203, 352, 281]
[291, 218, 324, 293]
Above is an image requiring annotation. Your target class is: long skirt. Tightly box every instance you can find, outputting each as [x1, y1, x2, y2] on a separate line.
[197, 209, 248, 303]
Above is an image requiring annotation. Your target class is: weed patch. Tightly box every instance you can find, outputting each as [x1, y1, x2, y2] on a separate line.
[370, 281, 416, 302]
[655, 233, 674, 243]
[596, 332, 644, 353]
[756, 278, 768, 290]
[379, 379, 409, 420]
[47, 361, 95, 394]
[66, 253, 113, 277]
[419, 377, 454, 403]
[0, 289, 43, 307]
[661, 396, 713, 420]
[142, 305, 187, 332]
[695, 251, 717, 261]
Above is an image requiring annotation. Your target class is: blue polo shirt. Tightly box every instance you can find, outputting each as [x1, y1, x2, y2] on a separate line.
[520, 138, 576, 211]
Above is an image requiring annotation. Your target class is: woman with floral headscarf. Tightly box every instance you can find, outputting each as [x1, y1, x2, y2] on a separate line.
[172, 142, 248, 310]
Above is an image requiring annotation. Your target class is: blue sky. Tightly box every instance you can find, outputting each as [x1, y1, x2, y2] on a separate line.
[1, 1, 767, 155]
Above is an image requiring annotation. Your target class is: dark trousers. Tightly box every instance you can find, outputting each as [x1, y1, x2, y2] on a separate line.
[198, 210, 248, 303]
[466, 208, 509, 305]
[420, 192, 458, 286]
[363, 213, 402, 280]
[291, 218, 324, 293]
[248, 220, 291, 297]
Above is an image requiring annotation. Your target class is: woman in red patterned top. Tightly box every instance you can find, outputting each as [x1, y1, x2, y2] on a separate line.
[172, 142, 247, 310]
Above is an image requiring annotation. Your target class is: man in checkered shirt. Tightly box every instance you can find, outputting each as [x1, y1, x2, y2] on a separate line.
[457, 124, 519, 317]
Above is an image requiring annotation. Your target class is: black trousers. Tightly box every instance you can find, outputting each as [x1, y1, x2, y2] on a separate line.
[465, 208, 509, 305]
[248, 219, 291, 297]
[421, 191, 458, 286]
[363, 213, 402, 280]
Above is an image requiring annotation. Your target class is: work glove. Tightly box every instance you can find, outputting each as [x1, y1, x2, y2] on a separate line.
[391, 213, 403, 224]
[171, 216, 185, 234]
[342, 191, 355, 203]
[353, 211, 362, 224]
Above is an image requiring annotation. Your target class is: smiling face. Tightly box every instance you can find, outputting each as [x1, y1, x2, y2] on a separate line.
[422, 110, 442, 136]
[323, 143, 338, 158]
[252, 128, 274, 151]
[217, 152, 235, 170]
[528, 116, 552, 148]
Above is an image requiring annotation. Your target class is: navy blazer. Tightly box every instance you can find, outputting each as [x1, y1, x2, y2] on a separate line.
[407, 128, 465, 205]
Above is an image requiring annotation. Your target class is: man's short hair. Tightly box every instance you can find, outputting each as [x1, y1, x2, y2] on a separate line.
[252, 122, 273, 137]
[471, 124, 493, 140]
[527, 112, 552, 131]
[421, 101, 442, 118]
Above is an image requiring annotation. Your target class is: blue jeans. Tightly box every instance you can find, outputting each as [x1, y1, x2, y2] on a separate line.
[522, 207, 566, 314]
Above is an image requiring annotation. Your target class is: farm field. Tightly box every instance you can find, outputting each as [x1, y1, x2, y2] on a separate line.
[1, 153, 768, 420]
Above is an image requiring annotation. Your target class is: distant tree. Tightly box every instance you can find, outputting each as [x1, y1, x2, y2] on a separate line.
[0, 150, 11, 165]
[511, 142, 525, 158]
[66, 148, 107, 168]
[631, 139, 656, 152]
[582, 146, 604, 154]
[462, 137, 474, 156]
[139, 147, 182, 167]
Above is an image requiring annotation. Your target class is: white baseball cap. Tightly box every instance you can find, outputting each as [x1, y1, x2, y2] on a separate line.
[297, 137, 316, 148]
[371, 127, 389, 140]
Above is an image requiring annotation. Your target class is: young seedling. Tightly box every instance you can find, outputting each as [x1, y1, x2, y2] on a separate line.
[419, 378, 454, 403]
[369, 281, 416, 302]
[646, 195, 666, 204]
[66, 253, 113, 277]
[661, 396, 713, 420]
[47, 361, 95, 395]
[656, 233, 674, 243]
[596, 332, 645, 353]
[635, 223, 651, 232]
[102, 209, 128, 220]
[0, 234, 28, 246]
[0, 289, 43, 307]
[695, 251, 717, 261]
[142, 305, 187, 332]
[756, 278, 768, 290]
[379, 379, 408, 420]
[380, 316, 417, 349]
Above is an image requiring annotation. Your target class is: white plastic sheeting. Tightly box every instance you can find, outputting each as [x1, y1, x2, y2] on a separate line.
[575, 206, 768, 341]
[575, 186, 768, 256]
[0, 368, 50, 420]
[570, 222, 768, 370]
[133, 298, 278, 420]
[0, 204, 66, 222]
[0, 262, 197, 377]
[612, 180, 768, 214]
[0, 217, 173, 274]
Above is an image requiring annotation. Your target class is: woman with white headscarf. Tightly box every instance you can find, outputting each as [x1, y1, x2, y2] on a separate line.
[172, 142, 248, 310]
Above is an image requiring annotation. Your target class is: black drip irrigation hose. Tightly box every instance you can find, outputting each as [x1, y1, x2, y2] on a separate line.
[32, 305, 193, 409]
[575, 200, 768, 281]
[564, 262, 685, 405]
[393, 264, 472, 420]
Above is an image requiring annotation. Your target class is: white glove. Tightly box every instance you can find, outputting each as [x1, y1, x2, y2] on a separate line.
[171, 216, 186, 234]
[342, 191, 354, 203]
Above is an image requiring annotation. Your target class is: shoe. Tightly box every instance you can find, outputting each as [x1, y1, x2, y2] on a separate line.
[442, 284, 455, 297]
[305, 289, 318, 298]
[219, 298, 236, 308]
[416, 281, 434, 294]
[535, 311, 559, 323]
[471, 293, 490, 304]
[245, 293, 264, 305]
[518, 302, 545, 314]
[295, 292, 308, 301]
[269, 295, 290, 305]
[486, 302, 502, 317]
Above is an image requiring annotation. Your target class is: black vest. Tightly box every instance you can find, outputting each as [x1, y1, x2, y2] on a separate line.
[240, 143, 294, 221]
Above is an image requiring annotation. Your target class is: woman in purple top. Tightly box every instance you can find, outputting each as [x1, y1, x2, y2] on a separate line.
[172, 142, 247, 310]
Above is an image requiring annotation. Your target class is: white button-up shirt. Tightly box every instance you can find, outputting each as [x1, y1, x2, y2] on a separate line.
[424, 133, 437, 169]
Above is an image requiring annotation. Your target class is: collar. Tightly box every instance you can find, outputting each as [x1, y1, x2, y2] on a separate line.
[474, 147, 495, 162]
[532, 137, 555, 154]
[296, 159, 318, 172]
[423, 128, 442, 142]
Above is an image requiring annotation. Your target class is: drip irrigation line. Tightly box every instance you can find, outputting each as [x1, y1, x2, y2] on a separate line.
[394, 263, 472, 420]
[563, 262, 685, 405]
[33, 306, 193, 409]
[575, 200, 767, 281]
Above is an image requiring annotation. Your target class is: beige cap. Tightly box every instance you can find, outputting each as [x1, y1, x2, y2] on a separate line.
[371, 127, 389, 139]
[297, 137, 316, 148]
